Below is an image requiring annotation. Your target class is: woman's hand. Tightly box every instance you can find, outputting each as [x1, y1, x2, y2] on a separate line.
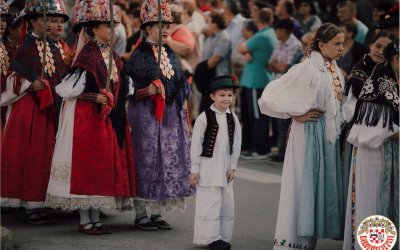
[227, 169, 235, 183]
[389, 133, 399, 140]
[148, 82, 164, 95]
[189, 173, 199, 188]
[96, 94, 109, 104]
[291, 109, 324, 122]
[32, 80, 45, 92]
[148, 83, 158, 95]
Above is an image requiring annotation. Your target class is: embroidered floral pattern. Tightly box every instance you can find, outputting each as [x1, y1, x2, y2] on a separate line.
[134, 198, 187, 215]
[273, 238, 316, 250]
[349, 69, 368, 81]
[50, 163, 71, 182]
[73, 0, 113, 27]
[45, 194, 133, 211]
[362, 78, 374, 94]
[360, 75, 399, 110]
[140, 0, 172, 25]
[35, 39, 56, 77]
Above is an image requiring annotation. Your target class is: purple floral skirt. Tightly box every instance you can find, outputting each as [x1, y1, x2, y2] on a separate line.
[128, 100, 195, 200]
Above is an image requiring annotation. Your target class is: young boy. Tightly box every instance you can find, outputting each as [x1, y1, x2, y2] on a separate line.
[190, 75, 242, 250]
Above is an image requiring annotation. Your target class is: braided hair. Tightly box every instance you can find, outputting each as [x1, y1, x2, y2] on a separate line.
[310, 23, 343, 52]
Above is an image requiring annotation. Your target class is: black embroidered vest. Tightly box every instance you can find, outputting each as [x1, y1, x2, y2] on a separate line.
[201, 108, 235, 158]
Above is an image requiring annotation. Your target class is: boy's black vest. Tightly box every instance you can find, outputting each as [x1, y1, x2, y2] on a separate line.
[201, 108, 235, 158]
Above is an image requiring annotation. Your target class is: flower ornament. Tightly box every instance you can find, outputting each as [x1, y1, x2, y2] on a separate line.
[24, 0, 69, 21]
[362, 79, 374, 95]
[73, 0, 116, 31]
[140, 0, 173, 28]
[385, 91, 394, 100]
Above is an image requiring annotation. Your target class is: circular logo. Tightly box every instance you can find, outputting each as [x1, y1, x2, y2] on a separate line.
[357, 215, 397, 250]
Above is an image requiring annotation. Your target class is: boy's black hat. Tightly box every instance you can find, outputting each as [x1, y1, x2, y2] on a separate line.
[208, 75, 239, 93]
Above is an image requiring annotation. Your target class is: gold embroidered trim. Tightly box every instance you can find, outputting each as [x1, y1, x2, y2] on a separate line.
[325, 60, 343, 101]
[100, 46, 118, 83]
[152, 45, 175, 80]
[0, 42, 10, 76]
[36, 39, 56, 77]
[55, 42, 65, 60]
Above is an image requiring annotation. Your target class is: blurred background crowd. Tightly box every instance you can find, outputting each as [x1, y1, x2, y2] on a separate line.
[6, 0, 399, 161]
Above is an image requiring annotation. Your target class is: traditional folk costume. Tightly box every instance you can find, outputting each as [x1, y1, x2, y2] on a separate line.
[45, 0, 136, 233]
[1, 0, 67, 217]
[124, 0, 194, 228]
[259, 51, 345, 250]
[341, 54, 377, 212]
[0, 1, 12, 130]
[191, 76, 241, 249]
[0, 1, 23, 131]
[343, 47, 399, 250]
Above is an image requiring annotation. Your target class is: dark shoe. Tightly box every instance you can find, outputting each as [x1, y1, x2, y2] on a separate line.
[151, 216, 172, 230]
[1, 207, 15, 214]
[99, 210, 108, 218]
[38, 211, 57, 224]
[79, 223, 102, 235]
[93, 223, 112, 234]
[268, 154, 284, 162]
[209, 240, 231, 250]
[23, 212, 49, 225]
[134, 217, 158, 231]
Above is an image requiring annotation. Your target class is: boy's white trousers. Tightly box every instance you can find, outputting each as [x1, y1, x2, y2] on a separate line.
[193, 182, 234, 244]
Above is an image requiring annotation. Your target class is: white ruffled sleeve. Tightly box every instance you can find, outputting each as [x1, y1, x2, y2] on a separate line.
[347, 114, 399, 148]
[1, 72, 32, 106]
[258, 60, 319, 119]
[55, 70, 86, 98]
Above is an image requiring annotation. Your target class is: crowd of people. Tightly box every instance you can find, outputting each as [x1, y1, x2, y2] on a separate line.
[0, 0, 399, 249]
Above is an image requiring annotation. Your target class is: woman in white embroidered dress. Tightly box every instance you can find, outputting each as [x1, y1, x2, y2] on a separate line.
[343, 40, 399, 250]
[258, 23, 345, 250]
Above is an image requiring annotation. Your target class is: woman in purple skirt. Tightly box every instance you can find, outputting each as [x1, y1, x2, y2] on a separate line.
[124, 0, 194, 231]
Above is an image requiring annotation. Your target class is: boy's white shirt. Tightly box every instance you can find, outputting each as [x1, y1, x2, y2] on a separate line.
[190, 104, 242, 187]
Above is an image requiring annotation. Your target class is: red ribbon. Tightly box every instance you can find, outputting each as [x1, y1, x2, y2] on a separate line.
[37, 78, 53, 110]
[100, 88, 115, 119]
[150, 79, 165, 123]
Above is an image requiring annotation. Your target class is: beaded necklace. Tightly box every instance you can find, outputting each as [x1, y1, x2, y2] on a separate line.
[92, 38, 118, 83]
[146, 39, 175, 80]
[324, 59, 344, 101]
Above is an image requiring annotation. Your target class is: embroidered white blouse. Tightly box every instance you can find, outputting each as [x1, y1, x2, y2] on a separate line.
[258, 51, 345, 143]
[190, 104, 242, 187]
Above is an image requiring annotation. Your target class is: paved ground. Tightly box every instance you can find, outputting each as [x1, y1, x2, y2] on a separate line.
[1, 159, 343, 250]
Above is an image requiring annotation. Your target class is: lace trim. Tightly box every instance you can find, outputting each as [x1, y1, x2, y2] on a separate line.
[134, 197, 187, 214]
[45, 194, 133, 211]
[50, 163, 71, 183]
